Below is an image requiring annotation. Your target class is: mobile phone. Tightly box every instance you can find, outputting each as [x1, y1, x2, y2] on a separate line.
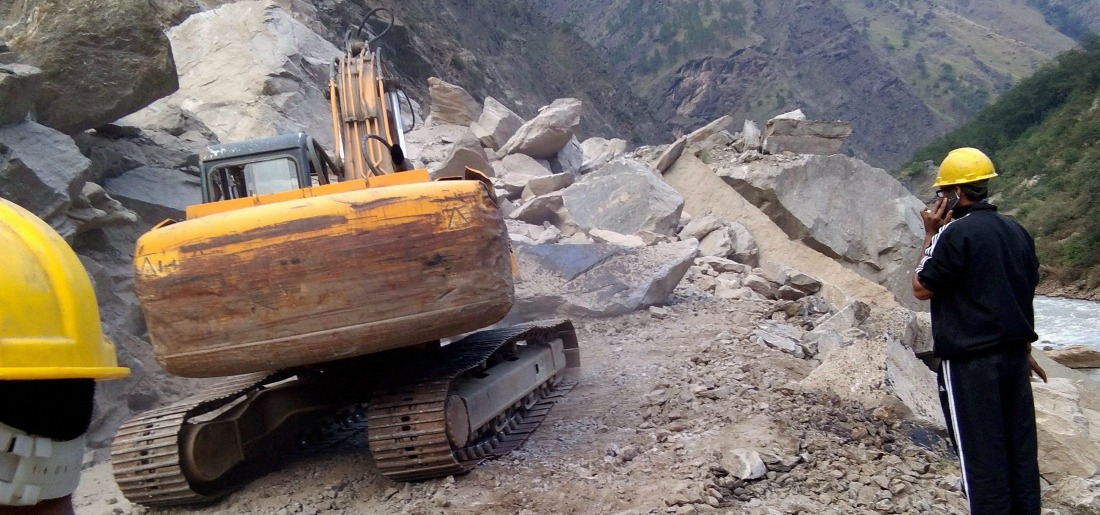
[944, 189, 960, 211]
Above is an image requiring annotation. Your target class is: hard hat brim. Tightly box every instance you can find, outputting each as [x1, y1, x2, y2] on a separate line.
[0, 366, 131, 381]
[933, 171, 998, 188]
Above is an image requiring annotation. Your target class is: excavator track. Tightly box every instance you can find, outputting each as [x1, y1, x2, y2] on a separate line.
[368, 319, 580, 480]
[110, 372, 279, 506]
[110, 320, 579, 507]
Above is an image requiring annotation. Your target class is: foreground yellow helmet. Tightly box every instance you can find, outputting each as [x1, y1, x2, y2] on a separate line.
[934, 147, 998, 187]
[0, 198, 130, 380]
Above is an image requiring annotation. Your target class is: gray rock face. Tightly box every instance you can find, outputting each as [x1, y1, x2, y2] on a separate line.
[499, 98, 582, 159]
[68, 182, 139, 232]
[686, 116, 733, 147]
[726, 221, 759, 266]
[1032, 378, 1100, 481]
[471, 96, 522, 150]
[552, 136, 583, 174]
[428, 77, 482, 126]
[774, 266, 822, 295]
[579, 137, 627, 174]
[1044, 476, 1100, 514]
[1046, 346, 1100, 369]
[653, 137, 687, 175]
[900, 310, 933, 356]
[0, 63, 41, 125]
[500, 153, 552, 177]
[725, 449, 767, 480]
[741, 120, 762, 152]
[431, 131, 492, 179]
[403, 123, 472, 169]
[695, 221, 759, 266]
[127, 2, 340, 148]
[562, 159, 684, 237]
[763, 118, 853, 156]
[521, 173, 575, 200]
[6, 0, 178, 133]
[0, 122, 90, 237]
[755, 323, 805, 358]
[511, 239, 698, 318]
[678, 214, 724, 241]
[802, 335, 945, 430]
[698, 225, 735, 258]
[104, 166, 201, 223]
[717, 154, 924, 310]
[510, 192, 575, 233]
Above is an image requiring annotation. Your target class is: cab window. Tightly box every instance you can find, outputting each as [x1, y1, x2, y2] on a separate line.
[208, 157, 301, 202]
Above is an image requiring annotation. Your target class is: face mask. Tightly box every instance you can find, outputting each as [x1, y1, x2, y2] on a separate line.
[0, 422, 85, 506]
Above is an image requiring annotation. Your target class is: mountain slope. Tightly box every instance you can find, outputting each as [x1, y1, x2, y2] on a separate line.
[901, 38, 1100, 293]
[305, 0, 663, 142]
[538, 0, 1095, 167]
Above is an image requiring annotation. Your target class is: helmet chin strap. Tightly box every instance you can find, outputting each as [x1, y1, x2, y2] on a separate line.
[0, 421, 85, 506]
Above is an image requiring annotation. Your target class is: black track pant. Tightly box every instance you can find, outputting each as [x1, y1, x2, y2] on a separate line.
[937, 346, 1041, 515]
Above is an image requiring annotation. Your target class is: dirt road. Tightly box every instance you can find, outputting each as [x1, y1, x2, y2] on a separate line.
[75, 287, 967, 514]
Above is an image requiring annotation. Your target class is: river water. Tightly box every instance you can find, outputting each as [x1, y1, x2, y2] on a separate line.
[1035, 296, 1100, 351]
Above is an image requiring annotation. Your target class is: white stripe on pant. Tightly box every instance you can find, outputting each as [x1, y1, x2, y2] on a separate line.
[942, 360, 972, 513]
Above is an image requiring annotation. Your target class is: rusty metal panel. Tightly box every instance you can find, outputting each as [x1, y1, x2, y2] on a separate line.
[134, 180, 514, 377]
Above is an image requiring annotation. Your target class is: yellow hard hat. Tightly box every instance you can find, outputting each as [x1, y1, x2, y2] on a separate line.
[934, 147, 998, 187]
[0, 198, 130, 380]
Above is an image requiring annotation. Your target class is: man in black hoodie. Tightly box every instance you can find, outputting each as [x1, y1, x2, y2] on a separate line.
[912, 147, 1044, 515]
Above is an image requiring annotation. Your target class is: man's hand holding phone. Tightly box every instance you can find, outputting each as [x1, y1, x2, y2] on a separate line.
[921, 190, 955, 236]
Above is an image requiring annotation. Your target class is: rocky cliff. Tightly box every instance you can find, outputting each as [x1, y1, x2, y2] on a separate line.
[538, 0, 1097, 168]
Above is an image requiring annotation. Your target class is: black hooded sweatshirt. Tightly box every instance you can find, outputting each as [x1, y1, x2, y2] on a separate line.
[915, 202, 1040, 359]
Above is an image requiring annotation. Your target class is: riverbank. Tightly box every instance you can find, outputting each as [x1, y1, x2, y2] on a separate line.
[1037, 279, 1100, 302]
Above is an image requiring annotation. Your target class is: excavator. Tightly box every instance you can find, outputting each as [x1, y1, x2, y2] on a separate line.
[109, 9, 580, 506]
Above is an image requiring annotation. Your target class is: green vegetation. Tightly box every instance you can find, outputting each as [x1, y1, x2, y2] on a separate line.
[902, 37, 1100, 288]
[1026, 0, 1095, 41]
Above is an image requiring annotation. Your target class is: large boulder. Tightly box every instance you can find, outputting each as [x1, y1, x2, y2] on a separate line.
[68, 182, 139, 233]
[763, 118, 853, 156]
[1047, 346, 1100, 370]
[0, 63, 41, 125]
[511, 239, 698, 318]
[403, 122, 472, 169]
[0, 122, 91, 237]
[653, 137, 687, 174]
[471, 96, 522, 150]
[1032, 378, 1100, 482]
[431, 131, 492, 179]
[562, 159, 684, 237]
[104, 166, 201, 223]
[498, 98, 582, 159]
[579, 137, 628, 175]
[665, 152, 905, 310]
[685, 115, 733, 147]
[801, 335, 945, 429]
[696, 221, 759, 266]
[5, 0, 178, 133]
[678, 215, 725, 241]
[716, 154, 925, 310]
[551, 136, 583, 175]
[125, 2, 340, 148]
[739, 119, 762, 152]
[428, 77, 482, 127]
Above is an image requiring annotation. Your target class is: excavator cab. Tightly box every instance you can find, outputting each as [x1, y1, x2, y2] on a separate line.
[199, 133, 340, 203]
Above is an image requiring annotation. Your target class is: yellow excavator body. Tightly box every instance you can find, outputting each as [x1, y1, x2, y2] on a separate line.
[135, 172, 515, 378]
